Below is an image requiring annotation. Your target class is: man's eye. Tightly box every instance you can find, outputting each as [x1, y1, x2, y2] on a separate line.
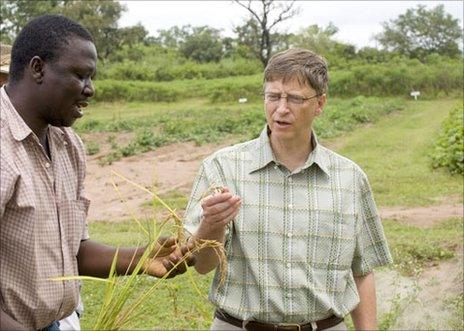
[266, 94, 280, 101]
[288, 95, 304, 104]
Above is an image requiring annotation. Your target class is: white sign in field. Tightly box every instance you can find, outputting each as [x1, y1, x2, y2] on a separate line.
[410, 91, 421, 100]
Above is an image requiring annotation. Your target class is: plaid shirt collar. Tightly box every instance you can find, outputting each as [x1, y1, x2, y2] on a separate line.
[249, 125, 330, 176]
[1, 86, 66, 143]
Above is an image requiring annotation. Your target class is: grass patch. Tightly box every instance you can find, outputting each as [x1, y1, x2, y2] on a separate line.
[81, 220, 215, 330]
[333, 99, 463, 206]
[383, 217, 463, 276]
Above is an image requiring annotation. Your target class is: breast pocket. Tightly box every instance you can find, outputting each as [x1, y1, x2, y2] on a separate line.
[59, 198, 90, 256]
[313, 212, 357, 270]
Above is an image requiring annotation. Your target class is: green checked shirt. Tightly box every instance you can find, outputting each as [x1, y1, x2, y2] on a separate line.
[184, 126, 392, 324]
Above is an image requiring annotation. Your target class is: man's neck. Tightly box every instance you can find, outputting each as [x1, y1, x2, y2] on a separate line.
[5, 83, 49, 144]
[270, 132, 313, 172]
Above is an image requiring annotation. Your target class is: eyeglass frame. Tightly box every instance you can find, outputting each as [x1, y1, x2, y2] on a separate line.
[262, 91, 324, 105]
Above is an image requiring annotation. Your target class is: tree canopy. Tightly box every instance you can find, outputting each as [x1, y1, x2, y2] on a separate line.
[0, 0, 147, 60]
[376, 4, 462, 59]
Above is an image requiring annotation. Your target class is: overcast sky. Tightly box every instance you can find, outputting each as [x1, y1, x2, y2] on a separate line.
[119, 0, 463, 49]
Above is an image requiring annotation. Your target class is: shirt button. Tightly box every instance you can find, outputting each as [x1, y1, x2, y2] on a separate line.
[63, 141, 68, 146]
[288, 204, 293, 209]
[286, 262, 291, 268]
[45, 162, 51, 168]
[286, 293, 292, 298]
[287, 232, 292, 238]
[274, 165, 279, 170]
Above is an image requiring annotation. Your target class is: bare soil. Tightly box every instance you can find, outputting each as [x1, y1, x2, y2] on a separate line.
[84, 140, 463, 226]
[84, 139, 234, 221]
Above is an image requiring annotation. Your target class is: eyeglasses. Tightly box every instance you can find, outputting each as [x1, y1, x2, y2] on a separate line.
[263, 92, 321, 105]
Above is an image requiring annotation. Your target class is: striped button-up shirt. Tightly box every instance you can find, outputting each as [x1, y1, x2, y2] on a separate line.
[185, 126, 392, 324]
[0, 87, 89, 329]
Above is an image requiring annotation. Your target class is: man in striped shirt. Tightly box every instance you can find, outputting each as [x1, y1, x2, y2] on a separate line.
[185, 48, 392, 330]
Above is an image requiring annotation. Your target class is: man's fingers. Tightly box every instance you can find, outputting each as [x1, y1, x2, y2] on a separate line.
[157, 236, 177, 247]
[180, 244, 196, 267]
[202, 192, 236, 208]
[203, 195, 241, 217]
[218, 203, 241, 225]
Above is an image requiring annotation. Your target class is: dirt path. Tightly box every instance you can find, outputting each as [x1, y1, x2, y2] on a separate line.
[376, 245, 463, 330]
[84, 141, 462, 225]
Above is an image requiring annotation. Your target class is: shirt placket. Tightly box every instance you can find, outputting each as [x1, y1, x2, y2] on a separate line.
[282, 169, 294, 321]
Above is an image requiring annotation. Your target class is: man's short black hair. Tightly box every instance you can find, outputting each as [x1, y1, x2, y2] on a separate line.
[9, 14, 94, 83]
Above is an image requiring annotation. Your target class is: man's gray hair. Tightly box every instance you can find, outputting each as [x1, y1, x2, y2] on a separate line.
[264, 48, 329, 95]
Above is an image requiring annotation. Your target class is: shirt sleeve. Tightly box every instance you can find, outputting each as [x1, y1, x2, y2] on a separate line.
[351, 171, 393, 276]
[184, 156, 229, 237]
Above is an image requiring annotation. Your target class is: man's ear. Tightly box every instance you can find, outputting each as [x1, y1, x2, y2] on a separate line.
[315, 93, 327, 116]
[29, 56, 44, 83]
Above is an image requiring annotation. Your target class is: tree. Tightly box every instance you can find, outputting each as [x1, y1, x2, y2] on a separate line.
[179, 26, 223, 63]
[156, 25, 223, 63]
[234, 0, 300, 66]
[0, 0, 147, 60]
[290, 23, 356, 66]
[58, 0, 129, 60]
[375, 5, 462, 60]
[0, 0, 66, 43]
[290, 23, 340, 55]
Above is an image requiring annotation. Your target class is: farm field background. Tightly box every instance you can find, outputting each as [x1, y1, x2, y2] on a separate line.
[78, 95, 463, 330]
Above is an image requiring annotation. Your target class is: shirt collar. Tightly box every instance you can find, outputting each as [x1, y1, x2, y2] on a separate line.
[0, 86, 66, 143]
[249, 125, 330, 177]
[0, 86, 33, 141]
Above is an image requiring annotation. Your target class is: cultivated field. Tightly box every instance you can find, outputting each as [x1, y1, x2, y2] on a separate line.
[76, 96, 463, 330]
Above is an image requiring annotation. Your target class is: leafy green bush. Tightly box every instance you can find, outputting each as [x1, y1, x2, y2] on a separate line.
[99, 57, 262, 82]
[430, 105, 464, 174]
[93, 75, 263, 103]
[94, 57, 462, 102]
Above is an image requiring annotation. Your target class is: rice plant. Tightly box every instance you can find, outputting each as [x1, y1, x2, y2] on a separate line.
[52, 171, 226, 330]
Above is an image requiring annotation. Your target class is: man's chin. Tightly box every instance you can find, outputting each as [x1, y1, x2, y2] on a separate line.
[49, 118, 76, 127]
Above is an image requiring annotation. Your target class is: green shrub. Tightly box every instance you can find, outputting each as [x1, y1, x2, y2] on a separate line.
[85, 141, 100, 155]
[430, 105, 464, 174]
[93, 57, 462, 103]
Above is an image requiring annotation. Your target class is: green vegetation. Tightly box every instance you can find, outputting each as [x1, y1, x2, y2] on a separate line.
[446, 293, 464, 330]
[84, 140, 100, 155]
[81, 220, 215, 330]
[78, 97, 406, 164]
[334, 99, 463, 206]
[383, 218, 462, 276]
[431, 105, 464, 174]
[92, 57, 462, 103]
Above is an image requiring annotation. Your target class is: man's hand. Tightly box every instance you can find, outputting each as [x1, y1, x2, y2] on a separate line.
[198, 187, 241, 238]
[193, 187, 241, 274]
[143, 236, 196, 278]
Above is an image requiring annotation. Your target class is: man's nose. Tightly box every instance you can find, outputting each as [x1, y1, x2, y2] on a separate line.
[83, 78, 94, 98]
[276, 96, 290, 113]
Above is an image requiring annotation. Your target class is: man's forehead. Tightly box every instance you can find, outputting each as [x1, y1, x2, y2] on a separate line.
[55, 37, 97, 64]
[265, 78, 313, 92]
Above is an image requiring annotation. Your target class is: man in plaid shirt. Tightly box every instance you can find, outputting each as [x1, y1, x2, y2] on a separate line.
[0, 15, 194, 331]
[185, 48, 392, 330]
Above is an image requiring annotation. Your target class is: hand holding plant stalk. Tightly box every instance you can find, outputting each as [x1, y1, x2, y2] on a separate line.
[190, 186, 242, 275]
[143, 236, 196, 278]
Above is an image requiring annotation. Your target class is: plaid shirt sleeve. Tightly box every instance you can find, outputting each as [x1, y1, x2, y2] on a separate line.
[351, 171, 393, 276]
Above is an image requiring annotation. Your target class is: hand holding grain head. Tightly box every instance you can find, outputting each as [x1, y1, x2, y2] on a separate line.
[200, 186, 242, 232]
